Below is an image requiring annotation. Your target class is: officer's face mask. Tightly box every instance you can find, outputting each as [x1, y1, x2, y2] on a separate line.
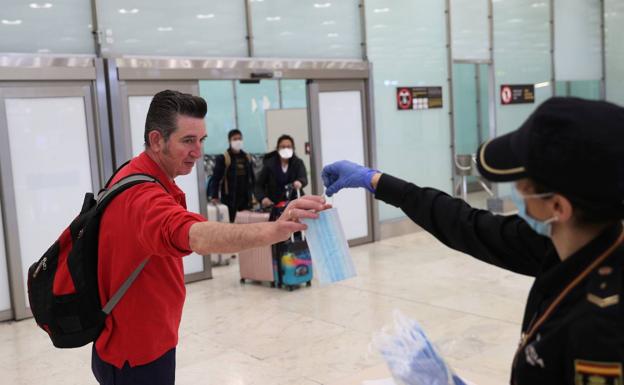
[230, 140, 243, 151]
[279, 148, 293, 159]
[302, 208, 356, 284]
[510, 186, 559, 237]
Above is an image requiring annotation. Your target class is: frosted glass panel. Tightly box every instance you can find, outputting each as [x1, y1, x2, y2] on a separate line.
[0, 203, 11, 312]
[281, 80, 307, 109]
[450, 0, 490, 61]
[235, 81, 279, 154]
[453, 63, 479, 155]
[6, 97, 93, 305]
[128, 96, 204, 275]
[494, 0, 552, 136]
[199, 81, 236, 155]
[97, 0, 247, 57]
[366, 0, 451, 221]
[606, 0, 624, 105]
[251, 0, 362, 59]
[319, 91, 368, 241]
[554, 80, 602, 100]
[0, 0, 94, 54]
[554, 0, 602, 81]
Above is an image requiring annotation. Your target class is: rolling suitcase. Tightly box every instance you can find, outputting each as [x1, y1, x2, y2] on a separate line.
[235, 210, 275, 286]
[206, 202, 230, 266]
[273, 233, 313, 291]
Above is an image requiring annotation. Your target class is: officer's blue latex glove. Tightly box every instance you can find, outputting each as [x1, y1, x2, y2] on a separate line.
[322, 160, 378, 197]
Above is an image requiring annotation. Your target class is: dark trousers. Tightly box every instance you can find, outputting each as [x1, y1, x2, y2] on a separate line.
[91, 345, 176, 385]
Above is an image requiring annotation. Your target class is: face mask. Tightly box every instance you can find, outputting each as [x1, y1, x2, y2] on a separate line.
[230, 140, 243, 151]
[301, 208, 356, 284]
[279, 148, 293, 159]
[510, 186, 558, 237]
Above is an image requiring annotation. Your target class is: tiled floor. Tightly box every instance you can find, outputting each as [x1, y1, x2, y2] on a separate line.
[0, 229, 533, 385]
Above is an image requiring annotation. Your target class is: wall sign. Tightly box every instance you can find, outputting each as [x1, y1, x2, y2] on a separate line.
[397, 87, 443, 110]
[500, 84, 535, 105]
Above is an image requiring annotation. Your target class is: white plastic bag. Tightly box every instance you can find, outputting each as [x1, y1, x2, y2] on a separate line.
[371, 310, 468, 385]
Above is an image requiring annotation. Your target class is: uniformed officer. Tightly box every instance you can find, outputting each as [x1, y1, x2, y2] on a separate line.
[322, 97, 624, 385]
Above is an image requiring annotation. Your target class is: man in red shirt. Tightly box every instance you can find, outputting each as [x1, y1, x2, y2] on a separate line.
[92, 90, 328, 385]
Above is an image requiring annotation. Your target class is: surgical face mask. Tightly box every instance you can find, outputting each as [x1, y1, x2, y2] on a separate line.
[279, 148, 293, 159]
[510, 186, 558, 237]
[301, 208, 356, 284]
[230, 140, 243, 151]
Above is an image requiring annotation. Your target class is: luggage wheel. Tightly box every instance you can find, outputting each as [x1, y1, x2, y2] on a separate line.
[240, 278, 245, 284]
[287, 286, 294, 292]
[306, 281, 312, 287]
[270, 282, 276, 288]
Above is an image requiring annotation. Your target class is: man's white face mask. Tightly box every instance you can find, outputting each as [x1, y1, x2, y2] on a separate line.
[230, 140, 243, 151]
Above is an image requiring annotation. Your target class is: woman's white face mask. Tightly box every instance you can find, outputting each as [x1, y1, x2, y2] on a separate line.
[279, 148, 293, 159]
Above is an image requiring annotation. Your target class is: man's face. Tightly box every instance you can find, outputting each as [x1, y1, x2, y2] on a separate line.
[153, 115, 207, 179]
[230, 133, 242, 142]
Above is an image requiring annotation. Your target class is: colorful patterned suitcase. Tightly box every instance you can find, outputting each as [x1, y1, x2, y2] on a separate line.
[235, 210, 275, 285]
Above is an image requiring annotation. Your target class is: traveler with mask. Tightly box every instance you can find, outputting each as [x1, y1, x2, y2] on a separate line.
[322, 97, 624, 385]
[207, 129, 255, 222]
[256, 134, 308, 208]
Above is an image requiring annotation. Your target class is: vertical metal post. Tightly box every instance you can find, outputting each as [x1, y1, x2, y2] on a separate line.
[244, 0, 255, 57]
[277, 79, 283, 109]
[94, 58, 114, 185]
[488, 0, 499, 198]
[90, 0, 102, 57]
[550, 0, 556, 96]
[600, 0, 607, 100]
[359, 0, 368, 61]
[445, 0, 457, 195]
[366, 64, 380, 241]
[565, 80, 572, 97]
[475, 64, 483, 145]
[232, 81, 240, 130]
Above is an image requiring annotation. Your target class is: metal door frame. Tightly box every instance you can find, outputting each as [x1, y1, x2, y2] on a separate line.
[0, 81, 102, 320]
[111, 80, 212, 282]
[307, 79, 376, 246]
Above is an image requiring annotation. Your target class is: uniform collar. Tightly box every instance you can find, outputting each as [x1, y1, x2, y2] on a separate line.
[535, 222, 624, 296]
[132, 152, 184, 198]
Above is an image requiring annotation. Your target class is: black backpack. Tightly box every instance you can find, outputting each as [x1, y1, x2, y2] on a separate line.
[27, 169, 162, 348]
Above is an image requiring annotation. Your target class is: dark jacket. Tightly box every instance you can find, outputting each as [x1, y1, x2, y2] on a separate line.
[207, 149, 255, 221]
[375, 173, 624, 385]
[255, 151, 307, 204]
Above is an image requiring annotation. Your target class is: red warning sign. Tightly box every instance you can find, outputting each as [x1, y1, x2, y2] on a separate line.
[500, 84, 535, 105]
[397, 88, 412, 110]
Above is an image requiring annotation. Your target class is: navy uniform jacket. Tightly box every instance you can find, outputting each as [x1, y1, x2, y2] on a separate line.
[375, 173, 624, 385]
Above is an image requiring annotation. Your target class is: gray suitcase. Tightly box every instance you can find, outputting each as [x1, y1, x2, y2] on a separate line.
[206, 202, 231, 266]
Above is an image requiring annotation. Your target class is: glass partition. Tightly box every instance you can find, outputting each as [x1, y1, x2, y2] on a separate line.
[250, 0, 362, 59]
[605, 0, 624, 105]
[450, 0, 490, 61]
[96, 0, 247, 57]
[366, 0, 451, 221]
[0, 0, 94, 54]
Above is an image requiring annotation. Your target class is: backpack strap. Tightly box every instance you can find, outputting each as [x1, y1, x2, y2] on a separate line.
[103, 160, 132, 189]
[95, 173, 165, 314]
[222, 152, 231, 195]
[102, 258, 149, 314]
[96, 174, 164, 210]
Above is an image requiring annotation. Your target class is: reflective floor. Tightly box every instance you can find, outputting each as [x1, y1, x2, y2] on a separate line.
[0, 228, 532, 385]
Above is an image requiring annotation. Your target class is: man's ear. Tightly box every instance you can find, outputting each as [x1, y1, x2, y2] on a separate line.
[552, 194, 574, 223]
[147, 130, 164, 152]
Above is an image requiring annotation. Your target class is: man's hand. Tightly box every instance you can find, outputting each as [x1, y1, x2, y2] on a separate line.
[278, 195, 331, 223]
[210, 198, 220, 204]
[322, 160, 380, 197]
[261, 197, 274, 208]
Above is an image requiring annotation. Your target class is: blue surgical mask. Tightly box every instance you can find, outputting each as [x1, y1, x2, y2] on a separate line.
[301, 208, 356, 284]
[510, 186, 558, 237]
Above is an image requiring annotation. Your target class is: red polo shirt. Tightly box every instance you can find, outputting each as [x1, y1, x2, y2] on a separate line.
[95, 152, 206, 368]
